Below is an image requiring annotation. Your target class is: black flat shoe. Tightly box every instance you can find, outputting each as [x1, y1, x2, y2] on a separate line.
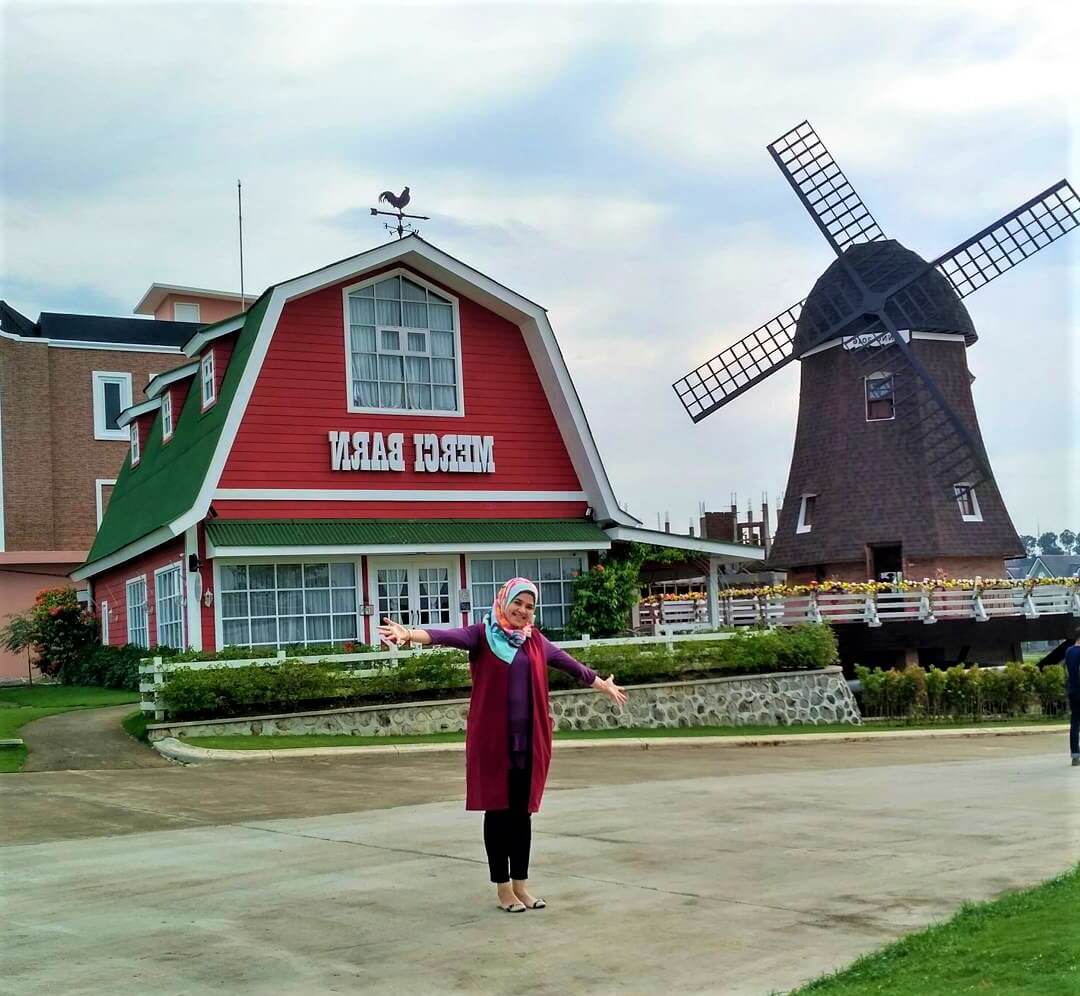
[498, 901, 527, 913]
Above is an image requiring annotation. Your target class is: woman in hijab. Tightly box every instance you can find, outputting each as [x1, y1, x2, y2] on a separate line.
[378, 576, 628, 913]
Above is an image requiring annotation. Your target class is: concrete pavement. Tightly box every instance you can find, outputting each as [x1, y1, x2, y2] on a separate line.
[20, 704, 170, 772]
[3, 736, 1078, 995]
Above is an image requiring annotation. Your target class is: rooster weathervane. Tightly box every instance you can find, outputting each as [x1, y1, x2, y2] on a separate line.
[370, 186, 429, 239]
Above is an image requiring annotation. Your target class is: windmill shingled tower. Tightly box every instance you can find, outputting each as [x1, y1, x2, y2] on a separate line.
[674, 121, 1079, 583]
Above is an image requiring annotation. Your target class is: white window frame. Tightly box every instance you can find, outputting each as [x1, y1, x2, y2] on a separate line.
[95, 478, 116, 526]
[154, 562, 185, 649]
[129, 423, 141, 466]
[214, 558, 362, 649]
[126, 575, 149, 648]
[173, 301, 201, 322]
[864, 371, 895, 422]
[954, 483, 983, 522]
[201, 350, 216, 410]
[466, 552, 586, 630]
[92, 371, 133, 441]
[342, 268, 465, 418]
[160, 391, 174, 441]
[367, 556, 459, 631]
[100, 600, 109, 645]
[796, 494, 817, 534]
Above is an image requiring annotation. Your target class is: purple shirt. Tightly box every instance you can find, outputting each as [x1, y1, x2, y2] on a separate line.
[429, 624, 597, 756]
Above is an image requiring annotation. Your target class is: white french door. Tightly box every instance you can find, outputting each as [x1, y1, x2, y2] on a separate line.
[371, 559, 456, 629]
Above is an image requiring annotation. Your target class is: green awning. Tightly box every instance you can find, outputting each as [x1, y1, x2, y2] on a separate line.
[205, 518, 609, 550]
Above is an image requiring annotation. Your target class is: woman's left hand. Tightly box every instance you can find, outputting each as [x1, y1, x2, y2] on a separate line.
[594, 673, 628, 708]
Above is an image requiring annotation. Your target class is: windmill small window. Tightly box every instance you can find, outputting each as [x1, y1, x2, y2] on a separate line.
[954, 483, 982, 522]
[865, 372, 895, 421]
[796, 494, 817, 534]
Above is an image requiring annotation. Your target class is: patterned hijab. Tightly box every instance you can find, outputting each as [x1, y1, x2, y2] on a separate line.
[484, 577, 538, 664]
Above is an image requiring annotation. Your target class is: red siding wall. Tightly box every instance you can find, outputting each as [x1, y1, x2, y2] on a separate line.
[218, 266, 582, 505]
[212, 500, 588, 520]
[92, 537, 185, 647]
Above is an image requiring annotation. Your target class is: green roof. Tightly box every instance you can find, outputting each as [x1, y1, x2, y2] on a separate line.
[206, 518, 608, 549]
[85, 292, 271, 566]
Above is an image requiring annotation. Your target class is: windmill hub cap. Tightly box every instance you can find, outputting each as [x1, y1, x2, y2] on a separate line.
[794, 239, 977, 357]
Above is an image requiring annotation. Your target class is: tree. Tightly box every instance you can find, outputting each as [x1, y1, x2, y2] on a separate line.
[1037, 531, 1064, 556]
[1059, 529, 1076, 555]
[1020, 534, 1038, 556]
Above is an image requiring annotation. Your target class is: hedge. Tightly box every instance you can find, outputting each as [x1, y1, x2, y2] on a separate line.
[60, 644, 147, 691]
[160, 624, 839, 720]
[855, 662, 1067, 721]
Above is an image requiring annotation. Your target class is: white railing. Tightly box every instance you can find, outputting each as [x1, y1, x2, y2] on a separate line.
[139, 629, 740, 720]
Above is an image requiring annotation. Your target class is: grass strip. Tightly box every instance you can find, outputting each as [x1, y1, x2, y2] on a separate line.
[788, 864, 1080, 995]
[182, 716, 1067, 751]
[0, 685, 139, 773]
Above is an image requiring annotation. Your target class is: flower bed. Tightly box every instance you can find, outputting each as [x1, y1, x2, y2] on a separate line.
[717, 576, 1080, 599]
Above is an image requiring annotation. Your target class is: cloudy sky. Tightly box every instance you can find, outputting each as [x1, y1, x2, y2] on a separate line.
[3, 0, 1077, 537]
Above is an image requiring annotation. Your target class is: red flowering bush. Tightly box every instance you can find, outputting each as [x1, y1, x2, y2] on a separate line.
[6, 586, 99, 679]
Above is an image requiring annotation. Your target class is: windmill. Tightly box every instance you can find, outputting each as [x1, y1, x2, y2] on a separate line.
[674, 121, 1079, 582]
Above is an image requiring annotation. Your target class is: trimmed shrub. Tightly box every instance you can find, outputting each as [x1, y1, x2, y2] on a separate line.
[158, 624, 842, 720]
[62, 644, 145, 691]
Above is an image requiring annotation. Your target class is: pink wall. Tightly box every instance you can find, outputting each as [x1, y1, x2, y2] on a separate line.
[154, 294, 245, 324]
[0, 568, 83, 681]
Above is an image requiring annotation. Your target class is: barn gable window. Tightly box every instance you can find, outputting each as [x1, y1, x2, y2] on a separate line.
[865, 372, 895, 421]
[954, 483, 982, 522]
[161, 392, 174, 441]
[201, 350, 217, 410]
[345, 274, 462, 415]
[797, 494, 817, 534]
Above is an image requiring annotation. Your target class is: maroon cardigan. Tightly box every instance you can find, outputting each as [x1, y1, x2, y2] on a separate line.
[430, 625, 596, 813]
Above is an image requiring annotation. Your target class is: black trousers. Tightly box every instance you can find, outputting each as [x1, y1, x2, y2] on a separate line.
[483, 763, 532, 883]
[1069, 694, 1080, 758]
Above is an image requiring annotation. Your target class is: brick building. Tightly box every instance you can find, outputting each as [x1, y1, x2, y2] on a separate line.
[0, 287, 248, 679]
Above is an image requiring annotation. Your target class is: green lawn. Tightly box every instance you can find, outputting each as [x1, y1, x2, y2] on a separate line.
[183, 715, 1067, 751]
[789, 864, 1080, 995]
[0, 685, 139, 773]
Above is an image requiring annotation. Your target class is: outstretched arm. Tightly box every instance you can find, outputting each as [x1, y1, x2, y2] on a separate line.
[543, 635, 628, 707]
[378, 618, 480, 652]
[378, 619, 432, 646]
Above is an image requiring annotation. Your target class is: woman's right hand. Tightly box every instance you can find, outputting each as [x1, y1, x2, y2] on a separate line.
[377, 618, 410, 646]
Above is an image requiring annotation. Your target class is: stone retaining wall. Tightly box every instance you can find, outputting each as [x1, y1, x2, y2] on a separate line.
[147, 666, 860, 741]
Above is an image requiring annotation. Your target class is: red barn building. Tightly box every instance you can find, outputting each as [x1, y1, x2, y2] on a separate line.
[74, 237, 758, 650]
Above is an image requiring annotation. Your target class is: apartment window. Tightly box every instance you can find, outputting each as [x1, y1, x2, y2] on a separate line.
[346, 274, 461, 415]
[126, 577, 149, 648]
[95, 479, 116, 526]
[155, 564, 184, 649]
[100, 601, 110, 645]
[865, 373, 895, 421]
[219, 562, 358, 648]
[201, 350, 216, 409]
[954, 483, 982, 522]
[161, 392, 174, 441]
[92, 372, 133, 440]
[129, 423, 140, 466]
[797, 495, 817, 534]
[469, 556, 584, 631]
[174, 301, 201, 322]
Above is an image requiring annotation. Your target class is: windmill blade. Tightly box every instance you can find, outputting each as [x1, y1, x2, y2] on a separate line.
[933, 180, 1080, 298]
[843, 325, 992, 495]
[768, 121, 887, 255]
[673, 302, 802, 422]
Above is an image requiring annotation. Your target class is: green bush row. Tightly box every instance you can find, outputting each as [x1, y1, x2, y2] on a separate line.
[159, 625, 838, 720]
[854, 662, 1066, 720]
[59, 644, 147, 691]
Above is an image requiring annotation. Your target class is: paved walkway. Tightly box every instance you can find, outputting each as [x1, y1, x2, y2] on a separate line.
[20, 704, 170, 772]
[3, 735, 1078, 995]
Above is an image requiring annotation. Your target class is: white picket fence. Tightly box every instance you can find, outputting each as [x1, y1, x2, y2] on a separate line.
[139, 629, 738, 720]
[711, 583, 1080, 629]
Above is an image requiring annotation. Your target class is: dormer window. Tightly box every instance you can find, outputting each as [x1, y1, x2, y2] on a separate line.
[345, 273, 462, 415]
[954, 483, 982, 522]
[161, 392, 174, 441]
[201, 350, 216, 410]
[797, 494, 816, 534]
[865, 372, 895, 421]
[129, 423, 140, 466]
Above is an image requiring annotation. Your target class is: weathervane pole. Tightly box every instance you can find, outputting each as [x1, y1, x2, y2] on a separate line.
[237, 180, 246, 311]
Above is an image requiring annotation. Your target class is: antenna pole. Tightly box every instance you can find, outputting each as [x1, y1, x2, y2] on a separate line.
[237, 180, 246, 311]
